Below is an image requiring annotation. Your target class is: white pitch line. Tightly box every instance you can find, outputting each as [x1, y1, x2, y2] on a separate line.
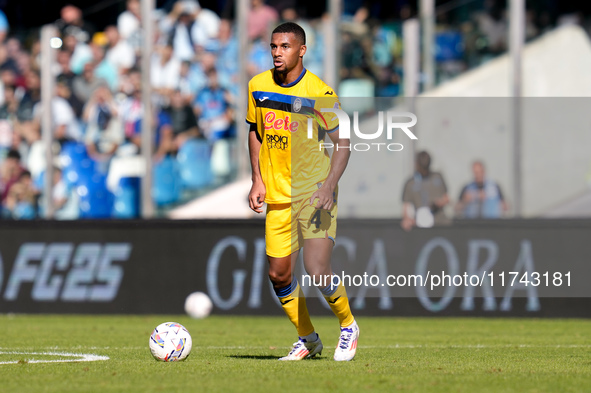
[2, 344, 589, 355]
[0, 351, 109, 365]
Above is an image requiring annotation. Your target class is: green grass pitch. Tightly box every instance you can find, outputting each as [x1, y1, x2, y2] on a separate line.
[1, 315, 590, 392]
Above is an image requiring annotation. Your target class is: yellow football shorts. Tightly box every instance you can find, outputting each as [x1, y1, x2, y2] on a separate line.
[265, 190, 338, 258]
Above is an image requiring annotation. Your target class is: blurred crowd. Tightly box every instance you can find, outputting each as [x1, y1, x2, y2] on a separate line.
[0, 0, 583, 219]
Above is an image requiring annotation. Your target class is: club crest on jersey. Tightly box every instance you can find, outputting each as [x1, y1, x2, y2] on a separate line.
[293, 98, 302, 113]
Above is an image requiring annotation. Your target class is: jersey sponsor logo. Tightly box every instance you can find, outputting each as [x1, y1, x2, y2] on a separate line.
[293, 98, 302, 112]
[259, 96, 269, 102]
[266, 134, 289, 150]
[264, 111, 299, 133]
[324, 90, 334, 95]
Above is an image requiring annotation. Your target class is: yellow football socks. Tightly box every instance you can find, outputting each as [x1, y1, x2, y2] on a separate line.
[275, 277, 315, 337]
[320, 278, 355, 328]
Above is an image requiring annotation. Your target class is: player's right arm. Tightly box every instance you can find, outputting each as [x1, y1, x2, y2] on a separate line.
[246, 79, 265, 213]
[248, 123, 265, 213]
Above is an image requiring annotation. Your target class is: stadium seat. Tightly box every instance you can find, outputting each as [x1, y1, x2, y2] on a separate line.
[113, 176, 141, 218]
[59, 142, 90, 186]
[435, 31, 464, 62]
[77, 172, 113, 219]
[176, 138, 213, 190]
[152, 155, 181, 206]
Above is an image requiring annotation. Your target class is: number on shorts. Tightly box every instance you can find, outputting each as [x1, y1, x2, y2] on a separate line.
[311, 210, 322, 229]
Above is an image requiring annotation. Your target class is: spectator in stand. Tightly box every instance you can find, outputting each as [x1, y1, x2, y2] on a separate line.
[83, 85, 124, 161]
[193, 68, 233, 141]
[0, 64, 10, 107]
[56, 5, 96, 44]
[189, 1, 221, 48]
[0, 148, 24, 204]
[28, 39, 42, 73]
[72, 61, 108, 103]
[56, 75, 84, 119]
[4, 38, 23, 76]
[164, 89, 200, 151]
[56, 49, 76, 87]
[2, 169, 38, 219]
[88, 42, 118, 92]
[401, 151, 450, 231]
[32, 89, 82, 144]
[0, 84, 17, 154]
[178, 60, 197, 103]
[160, 0, 221, 61]
[16, 70, 41, 146]
[161, 1, 200, 61]
[456, 160, 508, 218]
[248, 37, 272, 77]
[214, 19, 238, 93]
[104, 25, 136, 81]
[119, 72, 143, 146]
[119, 66, 141, 96]
[118, 0, 142, 53]
[0, 84, 28, 163]
[151, 43, 181, 101]
[248, 0, 279, 40]
[64, 33, 93, 76]
[186, 50, 216, 96]
[129, 101, 174, 160]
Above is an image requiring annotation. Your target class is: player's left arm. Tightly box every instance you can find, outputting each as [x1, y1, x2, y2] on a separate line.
[310, 127, 350, 210]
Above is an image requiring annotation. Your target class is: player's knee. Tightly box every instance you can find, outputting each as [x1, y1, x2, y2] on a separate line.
[268, 269, 291, 288]
[304, 265, 331, 280]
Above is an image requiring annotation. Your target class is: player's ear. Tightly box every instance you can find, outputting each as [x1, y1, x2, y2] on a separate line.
[299, 44, 306, 57]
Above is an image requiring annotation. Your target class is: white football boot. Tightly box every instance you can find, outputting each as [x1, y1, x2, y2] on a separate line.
[333, 320, 359, 361]
[278, 334, 323, 361]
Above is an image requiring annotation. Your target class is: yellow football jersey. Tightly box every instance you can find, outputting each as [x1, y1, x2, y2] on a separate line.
[246, 68, 340, 204]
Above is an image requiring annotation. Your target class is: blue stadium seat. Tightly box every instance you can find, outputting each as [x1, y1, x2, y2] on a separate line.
[152, 156, 181, 206]
[176, 138, 213, 190]
[78, 172, 113, 219]
[59, 142, 90, 186]
[435, 31, 464, 62]
[113, 177, 141, 218]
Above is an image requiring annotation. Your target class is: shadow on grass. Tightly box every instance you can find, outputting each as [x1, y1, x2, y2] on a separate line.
[228, 355, 323, 360]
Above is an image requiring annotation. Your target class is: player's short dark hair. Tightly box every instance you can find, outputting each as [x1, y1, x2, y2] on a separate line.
[416, 151, 431, 171]
[272, 22, 306, 45]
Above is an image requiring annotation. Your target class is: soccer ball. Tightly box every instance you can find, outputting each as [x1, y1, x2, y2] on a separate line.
[149, 322, 192, 361]
[184, 291, 213, 319]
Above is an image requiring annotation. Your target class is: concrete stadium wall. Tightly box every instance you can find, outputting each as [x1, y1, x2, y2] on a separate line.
[339, 25, 591, 218]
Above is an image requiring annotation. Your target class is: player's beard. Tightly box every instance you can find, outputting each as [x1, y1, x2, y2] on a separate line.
[274, 65, 288, 74]
[273, 67, 289, 85]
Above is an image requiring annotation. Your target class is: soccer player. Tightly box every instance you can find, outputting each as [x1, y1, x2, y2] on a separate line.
[246, 22, 359, 361]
